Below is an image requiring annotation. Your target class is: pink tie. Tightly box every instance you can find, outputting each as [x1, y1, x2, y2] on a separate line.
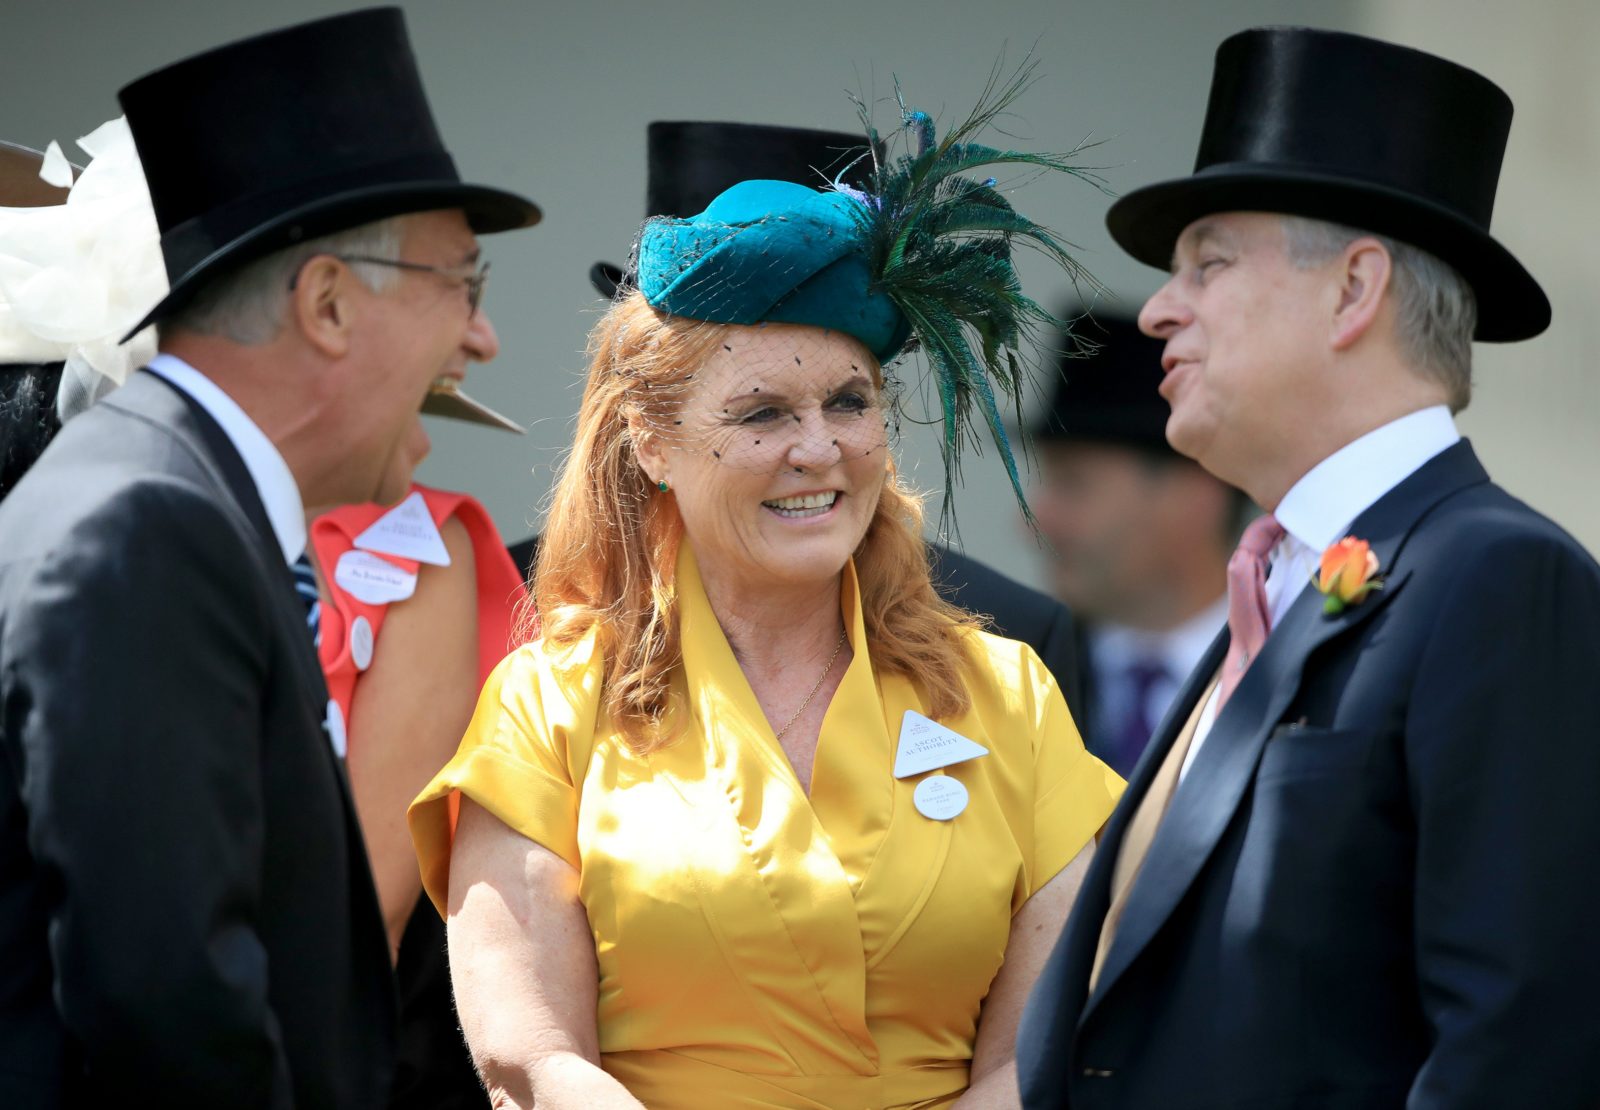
[1215, 514, 1287, 712]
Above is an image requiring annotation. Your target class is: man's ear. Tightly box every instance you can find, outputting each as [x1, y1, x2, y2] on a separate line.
[1329, 238, 1392, 351]
[289, 255, 358, 358]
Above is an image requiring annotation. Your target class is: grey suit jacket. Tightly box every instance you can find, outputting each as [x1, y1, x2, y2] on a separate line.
[0, 371, 396, 1108]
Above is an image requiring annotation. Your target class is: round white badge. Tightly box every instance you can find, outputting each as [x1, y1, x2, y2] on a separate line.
[324, 698, 348, 758]
[350, 615, 375, 672]
[914, 775, 969, 821]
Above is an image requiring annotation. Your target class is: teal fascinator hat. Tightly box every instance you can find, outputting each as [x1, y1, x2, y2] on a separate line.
[637, 179, 912, 363]
[633, 64, 1104, 522]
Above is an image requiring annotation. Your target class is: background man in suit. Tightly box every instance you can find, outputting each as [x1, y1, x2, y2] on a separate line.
[1017, 27, 1600, 1108]
[0, 10, 538, 1106]
[518, 119, 1089, 712]
[1029, 313, 1243, 774]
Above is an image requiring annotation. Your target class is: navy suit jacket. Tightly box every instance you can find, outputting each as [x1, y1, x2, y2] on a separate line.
[0, 372, 396, 1108]
[1016, 441, 1600, 1109]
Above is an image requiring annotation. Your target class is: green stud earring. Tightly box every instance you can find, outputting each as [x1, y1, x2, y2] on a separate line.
[657, 479, 670, 493]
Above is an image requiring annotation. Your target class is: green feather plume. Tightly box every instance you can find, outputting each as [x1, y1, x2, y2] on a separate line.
[841, 57, 1108, 528]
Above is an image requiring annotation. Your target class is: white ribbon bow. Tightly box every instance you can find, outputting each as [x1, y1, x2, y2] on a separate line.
[0, 116, 166, 421]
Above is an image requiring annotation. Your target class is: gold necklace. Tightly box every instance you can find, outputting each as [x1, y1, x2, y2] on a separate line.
[772, 628, 848, 741]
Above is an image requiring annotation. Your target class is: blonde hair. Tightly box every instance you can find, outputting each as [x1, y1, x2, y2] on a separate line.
[525, 291, 977, 753]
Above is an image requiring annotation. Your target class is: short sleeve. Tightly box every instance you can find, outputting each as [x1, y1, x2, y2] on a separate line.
[1022, 648, 1125, 899]
[409, 632, 604, 916]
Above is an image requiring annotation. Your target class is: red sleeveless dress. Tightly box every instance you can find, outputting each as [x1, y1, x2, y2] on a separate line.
[308, 482, 527, 1109]
[310, 483, 526, 753]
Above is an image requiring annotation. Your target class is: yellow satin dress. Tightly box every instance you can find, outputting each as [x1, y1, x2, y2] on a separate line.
[411, 546, 1123, 1108]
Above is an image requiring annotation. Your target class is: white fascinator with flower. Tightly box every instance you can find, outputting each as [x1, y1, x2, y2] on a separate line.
[0, 117, 166, 422]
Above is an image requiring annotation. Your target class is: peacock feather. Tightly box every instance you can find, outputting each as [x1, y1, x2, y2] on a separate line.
[839, 57, 1107, 528]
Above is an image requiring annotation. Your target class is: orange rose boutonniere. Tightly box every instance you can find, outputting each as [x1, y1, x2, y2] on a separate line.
[1315, 536, 1383, 615]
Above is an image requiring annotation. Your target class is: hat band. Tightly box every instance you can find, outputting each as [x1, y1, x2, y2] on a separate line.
[159, 149, 461, 278]
[1191, 160, 1491, 232]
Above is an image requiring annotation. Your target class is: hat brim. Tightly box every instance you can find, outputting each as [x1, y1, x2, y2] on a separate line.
[1106, 166, 1550, 342]
[420, 380, 524, 434]
[590, 261, 626, 300]
[123, 179, 540, 340]
[1028, 410, 1177, 455]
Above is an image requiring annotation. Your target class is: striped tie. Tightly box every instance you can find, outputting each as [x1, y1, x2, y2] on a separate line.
[291, 553, 321, 647]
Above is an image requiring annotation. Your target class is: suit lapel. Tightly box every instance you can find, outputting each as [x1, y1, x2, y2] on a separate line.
[1081, 440, 1491, 1018]
[1031, 628, 1229, 1032]
[144, 371, 283, 560]
[106, 371, 282, 560]
[1084, 629, 1229, 915]
[1125, 631, 1230, 791]
[105, 371, 337, 760]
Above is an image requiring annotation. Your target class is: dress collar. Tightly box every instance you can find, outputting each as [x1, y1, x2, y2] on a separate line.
[675, 541, 870, 750]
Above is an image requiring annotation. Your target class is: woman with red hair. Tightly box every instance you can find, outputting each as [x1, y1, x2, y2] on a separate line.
[412, 92, 1123, 1109]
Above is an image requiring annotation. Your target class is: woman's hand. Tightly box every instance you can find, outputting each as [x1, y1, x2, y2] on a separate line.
[953, 839, 1095, 1108]
[447, 798, 646, 1109]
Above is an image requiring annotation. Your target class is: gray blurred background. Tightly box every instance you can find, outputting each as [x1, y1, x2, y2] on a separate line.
[6, 0, 1594, 583]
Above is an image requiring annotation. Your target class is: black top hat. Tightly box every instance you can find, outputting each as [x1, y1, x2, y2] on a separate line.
[118, 7, 540, 336]
[591, 121, 874, 298]
[1106, 27, 1548, 342]
[1031, 312, 1174, 455]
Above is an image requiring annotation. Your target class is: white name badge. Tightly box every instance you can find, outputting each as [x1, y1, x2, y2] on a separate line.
[333, 549, 418, 606]
[914, 775, 969, 821]
[893, 710, 990, 778]
[353, 490, 451, 566]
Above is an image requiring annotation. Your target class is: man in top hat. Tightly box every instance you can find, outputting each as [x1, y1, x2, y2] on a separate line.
[546, 119, 1089, 713]
[1017, 27, 1600, 1108]
[0, 10, 538, 1107]
[1030, 311, 1244, 776]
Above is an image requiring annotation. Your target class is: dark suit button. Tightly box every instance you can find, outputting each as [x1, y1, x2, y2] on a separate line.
[1082, 1067, 1115, 1078]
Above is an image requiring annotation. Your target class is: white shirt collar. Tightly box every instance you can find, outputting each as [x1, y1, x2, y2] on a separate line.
[1181, 408, 1460, 785]
[1091, 591, 1229, 681]
[145, 353, 306, 566]
[1273, 405, 1460, 554]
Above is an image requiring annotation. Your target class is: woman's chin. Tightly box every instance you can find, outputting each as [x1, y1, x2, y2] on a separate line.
[750, 539, 858, 590]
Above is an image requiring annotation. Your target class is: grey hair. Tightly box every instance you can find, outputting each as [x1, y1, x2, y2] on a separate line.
[158, 217, 406, 346]
[1280, 215, 1477, 412]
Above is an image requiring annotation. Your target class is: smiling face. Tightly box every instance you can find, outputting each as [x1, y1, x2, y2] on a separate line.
[342, 209, 499, 505]
[637, 323, 891, 595]
[1137, 211, 1335, 491]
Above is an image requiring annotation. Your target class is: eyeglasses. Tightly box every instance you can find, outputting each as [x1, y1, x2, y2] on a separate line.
[334, 255, 491, 315]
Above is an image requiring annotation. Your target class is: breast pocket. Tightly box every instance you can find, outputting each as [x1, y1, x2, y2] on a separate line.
[1256, 724, 1376, 782]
